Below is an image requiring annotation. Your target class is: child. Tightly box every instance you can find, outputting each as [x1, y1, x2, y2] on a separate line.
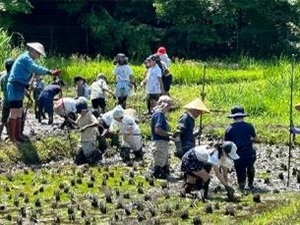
[113, 53, 134, 109]
[225, 106, 257, 191]
[31, 74, 45, 119]
[181, 142, 238, 200]
[54, 97, 78, 129]
[74, 76, 90, 99]
[161, 66, 173, 96]
[109, 106, 143, 162]
[150, 95, 173, 179]
[90, 73, 115, 114]
[37, 83, 64, 124]
[156, 46, 171, 68]
[69, 99, 102, 165]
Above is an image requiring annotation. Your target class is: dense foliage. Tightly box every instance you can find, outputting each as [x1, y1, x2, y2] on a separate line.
[1, 0, 300, 59]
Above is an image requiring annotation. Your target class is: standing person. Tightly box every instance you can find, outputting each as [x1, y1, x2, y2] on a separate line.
[109, 106, 143, 162]
[181, 141, 238, 200]
[225, 106, 257, 191]
[0, 58, 14, 139]
[113, 53, 134, 109]
[37, 83, 64, 125]
[90, 73, 116, 115]
[150, 95, 173, 179]
[7, 42, 60, 143]
[161, 67, 173, 96]
[175, 98, 210, 159]
[141, 55, 164, 115]
[31, 74, 45, 119]
[156, 46, 171, 68]
[74, 76, 90, 99]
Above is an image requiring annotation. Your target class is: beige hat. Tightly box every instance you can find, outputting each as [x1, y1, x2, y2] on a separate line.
[124, 108, 139, 122]
[26, 42, 46, 57]
[183, 98, 210, 113]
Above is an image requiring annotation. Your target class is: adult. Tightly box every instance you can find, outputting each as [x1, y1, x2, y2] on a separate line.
[175, 98, 210, 159]
[141, 54, 164, 114]
[156, 46, 171, 68]
[181, 141, 238, 200]
[7, 42, 60, 143]
[150, 95, 173, 179]
[225, 106, 257, 191]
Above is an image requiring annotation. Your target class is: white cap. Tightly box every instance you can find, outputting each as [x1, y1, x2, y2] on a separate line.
[222, 141, 239, 160]
[194, 145, 219, 165]
[26, 42, 46, 57]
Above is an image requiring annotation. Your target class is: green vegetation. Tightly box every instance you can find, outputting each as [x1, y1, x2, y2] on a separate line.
[0, 163, 299, 224]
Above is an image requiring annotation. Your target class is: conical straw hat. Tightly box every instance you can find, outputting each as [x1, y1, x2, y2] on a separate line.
[26, 42, 46, 57]
[183, 98, 210, 113]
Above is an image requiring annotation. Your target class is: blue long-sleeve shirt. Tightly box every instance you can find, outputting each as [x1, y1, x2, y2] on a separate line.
[8, 51, 49, 86]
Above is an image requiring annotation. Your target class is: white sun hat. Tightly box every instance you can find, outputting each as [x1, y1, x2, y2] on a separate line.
[26, 42, 46, 57]
[194, 145, 219, 165]
[221, 141, 239, 160]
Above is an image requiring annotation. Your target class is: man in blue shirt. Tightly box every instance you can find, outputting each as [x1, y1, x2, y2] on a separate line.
[7, 42, 60, 143]
[150, 95, 173, 179]
[225, 106, 257, 191]
[176, 98, 210, 159]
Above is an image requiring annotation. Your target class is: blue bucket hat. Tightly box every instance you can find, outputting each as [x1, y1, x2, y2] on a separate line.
[227, 106, 248, 118]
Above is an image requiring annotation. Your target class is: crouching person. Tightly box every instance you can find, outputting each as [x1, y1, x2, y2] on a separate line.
[150, 95, 173, 179]
[181, 141, 239, 200]
[69, 100, 102, 165]
[54, 97, 78, 130]
[109, 106, 143, 163]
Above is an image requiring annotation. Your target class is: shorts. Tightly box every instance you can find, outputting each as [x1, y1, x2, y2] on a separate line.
[9, 100, 23, 109]
[91, 98, 106, 110]
[147, 94, 160, 101]
[1, 103, 10, 123]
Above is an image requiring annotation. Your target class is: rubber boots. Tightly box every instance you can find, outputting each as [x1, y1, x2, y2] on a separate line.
[7, 118, 18, 143]
[120, 146, 130, 162]
[133, 148, 144, 161]
[48, 113, 53, 125]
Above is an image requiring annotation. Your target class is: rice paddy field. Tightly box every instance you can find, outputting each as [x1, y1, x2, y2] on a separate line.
[2, 53, 300, 224]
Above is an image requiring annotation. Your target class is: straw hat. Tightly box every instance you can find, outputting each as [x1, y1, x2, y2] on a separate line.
[295, 103, 300, 111]
[124, 108, 139, 122]
[26, 42, 46, 57]
[183, 98, 210, 113]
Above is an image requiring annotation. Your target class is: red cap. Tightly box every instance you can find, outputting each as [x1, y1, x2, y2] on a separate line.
[157, 47, 166, 55]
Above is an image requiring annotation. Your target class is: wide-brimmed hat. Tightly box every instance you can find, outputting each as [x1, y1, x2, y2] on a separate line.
[227, 106, 248, 118]
[183, 98, 210, 113]
[221, 141, 239, 160]
[157, 46, 166, 55]
[194, 145, 219, 165]
[26, 42, 46, 57]
[124, 108, 139, 122]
